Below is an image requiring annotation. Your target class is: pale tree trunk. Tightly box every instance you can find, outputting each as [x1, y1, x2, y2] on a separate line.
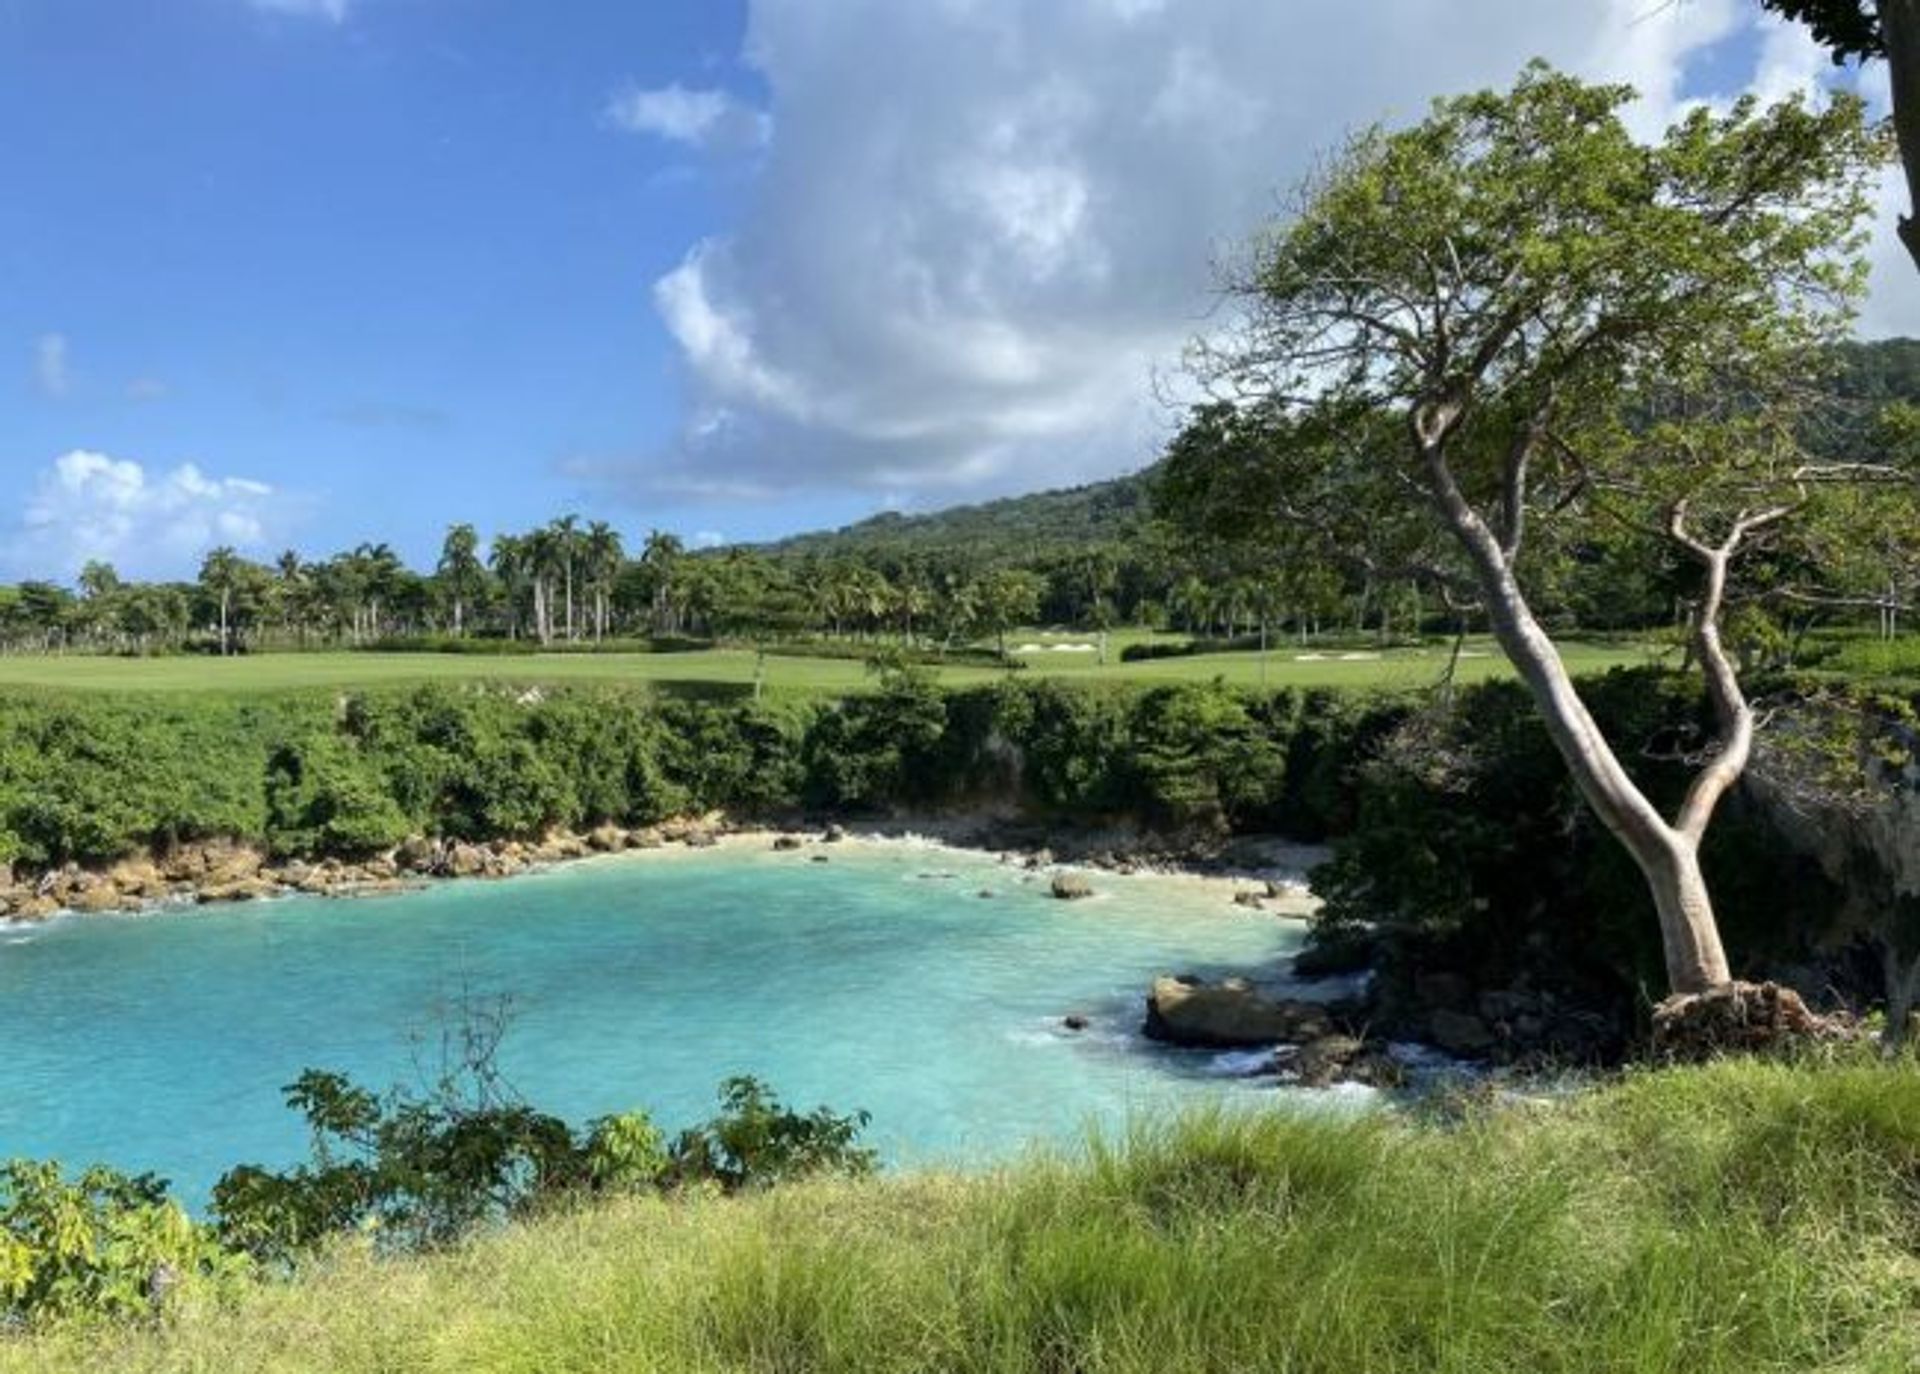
[1420, 429, 1736, 994]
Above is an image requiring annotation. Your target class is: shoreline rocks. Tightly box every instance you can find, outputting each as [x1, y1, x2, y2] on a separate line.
[0, 814, 745, 924]
[1143, 975, 1332, 1047]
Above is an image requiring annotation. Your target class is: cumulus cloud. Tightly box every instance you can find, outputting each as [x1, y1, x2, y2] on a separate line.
[32, 333, 69, 398]
[605, 83, 771, 151]
[619, 0, 1911, 508]
[247, 0, 348, 21]
[14, 452, 287, 580]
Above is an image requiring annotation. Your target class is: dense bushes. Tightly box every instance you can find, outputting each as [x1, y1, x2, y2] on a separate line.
[0, 677, 1390, 868]
[1310, 668, 1917, 1050]
[4, 1057, 872, 1327]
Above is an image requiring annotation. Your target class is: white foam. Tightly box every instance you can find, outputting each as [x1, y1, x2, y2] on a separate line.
[1206, 1048, 1278, 1077]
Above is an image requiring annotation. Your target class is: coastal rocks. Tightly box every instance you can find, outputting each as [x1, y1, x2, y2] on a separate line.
[396, 835, 439, 873]
[445, 843, 491, 878]
[1062, 1014, 1090, 1031]
[1284, 1034, 1402, 1089]
[1232, 889, 1266, 910]
[197, 876, 277, 904]
[588, 824, 627, 853]
[773, 834, 805, 851]
[1143, 975, 1331, 1047]
[1427, 1008, 1497, 1058]
[821, 824, 847, 843]
[1050, 873, 1095, 901]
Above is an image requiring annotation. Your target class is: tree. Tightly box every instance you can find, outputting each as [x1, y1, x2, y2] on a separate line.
[436, 524, 486, 638]
[550, 515, 581, 642]
[198, 547, 244, 656]
[1763, 0, 1920, 271]
[1188, 64, 1898, 996]
[974, 569, 1044, 658]
[640, 530, 684, 636]
[582, 521, 624, 641]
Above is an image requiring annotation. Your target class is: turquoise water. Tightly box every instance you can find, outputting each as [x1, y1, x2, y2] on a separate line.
[0, 841, 1302, 1204]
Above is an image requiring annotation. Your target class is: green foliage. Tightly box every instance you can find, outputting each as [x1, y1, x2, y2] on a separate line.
[0, 1160, 243, 1326]
[1310, 669, 1915, 1049]
[666, 1077, 876, 1192]
[1123, 682, 1285, 830]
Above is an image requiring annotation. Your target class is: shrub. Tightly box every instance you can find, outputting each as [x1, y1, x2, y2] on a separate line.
[0, 1160, 245, 1325]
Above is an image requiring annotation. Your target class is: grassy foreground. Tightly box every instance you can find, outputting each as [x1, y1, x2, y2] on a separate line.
[0, 636, 1655, 695]
[10, 1059, 1918, 1373]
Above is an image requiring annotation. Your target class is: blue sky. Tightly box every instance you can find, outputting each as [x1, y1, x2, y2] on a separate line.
[4, 0, 1913, 580]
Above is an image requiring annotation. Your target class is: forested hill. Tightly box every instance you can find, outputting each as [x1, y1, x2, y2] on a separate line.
[754, 336, 1920, 565]
[753, 466, 1159, 565]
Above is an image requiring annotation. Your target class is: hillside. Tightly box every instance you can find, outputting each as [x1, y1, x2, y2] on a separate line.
[751, 337, 1920, 569]
[754, 465, 1159, 565]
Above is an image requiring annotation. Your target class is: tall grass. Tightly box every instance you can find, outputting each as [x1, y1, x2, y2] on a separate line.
[9, 1058, 1919, 1373]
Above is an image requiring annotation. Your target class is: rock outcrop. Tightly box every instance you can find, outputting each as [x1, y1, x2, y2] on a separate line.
[1050, 873, 1095, 900]
[1143, 975, 1332, 1047]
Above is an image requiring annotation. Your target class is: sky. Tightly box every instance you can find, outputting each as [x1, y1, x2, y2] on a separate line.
[3, 0, 1916, 581]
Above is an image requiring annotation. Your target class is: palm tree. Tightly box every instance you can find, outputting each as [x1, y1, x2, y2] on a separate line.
[198, 546, 242, 655]
[582, 521, 625, 641]
[436, 524, 485, 638]
[273, 549, 305, 645]
[640, 530, 684, 636]
[523, 526, 560, 645]
[548, 515, 581, 641]
[489, 533, 527, 640]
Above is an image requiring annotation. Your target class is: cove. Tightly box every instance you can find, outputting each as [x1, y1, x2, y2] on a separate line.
[0, 840, 1304, 1205]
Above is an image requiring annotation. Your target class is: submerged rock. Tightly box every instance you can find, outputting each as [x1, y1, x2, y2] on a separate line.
[773, 834, 805, 851]
[1143, 975, 1331, 1047]
[1062, 1014, 1090, 1031]
[1050, 873, 1094, 901]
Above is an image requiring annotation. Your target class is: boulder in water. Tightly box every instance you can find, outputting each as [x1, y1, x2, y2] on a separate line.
[1050, 873, 1094, 901]
[1143, 975, 1331, 1047]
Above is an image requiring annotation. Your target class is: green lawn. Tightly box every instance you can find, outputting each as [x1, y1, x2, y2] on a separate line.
[0, 637, 1660, 695]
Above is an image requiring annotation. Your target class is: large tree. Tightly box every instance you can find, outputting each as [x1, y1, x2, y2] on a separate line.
[1186, 64, 1901, 996]
[436, 523, 486, 638]
[1764, 0, 1920, 270]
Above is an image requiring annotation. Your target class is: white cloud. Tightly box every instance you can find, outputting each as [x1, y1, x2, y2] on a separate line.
[32, 333, 69, 398]
[14, 451, 287, 580]
[622, 0, 1911, 508]
[247, 0, 348, 21]
[605, 83, 771, 151]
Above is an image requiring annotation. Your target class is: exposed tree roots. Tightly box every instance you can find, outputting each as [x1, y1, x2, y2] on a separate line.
[1650, 981, 1855, 1062]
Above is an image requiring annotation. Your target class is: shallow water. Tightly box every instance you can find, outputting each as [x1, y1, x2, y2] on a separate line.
[0, 841, 1306, 1203]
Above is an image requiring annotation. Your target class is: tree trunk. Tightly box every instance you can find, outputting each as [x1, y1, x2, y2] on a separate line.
[1421, 436, 1733, 994]
[1882, 0, 1920, 272]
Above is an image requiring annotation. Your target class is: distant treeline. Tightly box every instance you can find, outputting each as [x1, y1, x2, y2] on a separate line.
[7, 338, 1919, 659]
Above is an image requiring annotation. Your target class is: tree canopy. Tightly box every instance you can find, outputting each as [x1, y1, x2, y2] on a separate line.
[1179, 62, 1909, 995]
